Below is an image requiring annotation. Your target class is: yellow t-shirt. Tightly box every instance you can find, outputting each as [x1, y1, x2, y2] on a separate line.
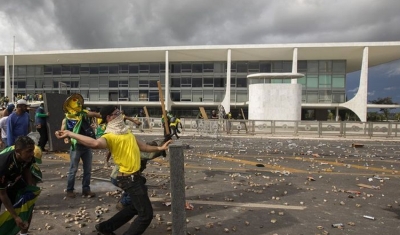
[102, 132, 141, 174]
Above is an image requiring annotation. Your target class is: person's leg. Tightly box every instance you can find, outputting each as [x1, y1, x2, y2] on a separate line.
[81, 148, 95, 196]
[42, 124, 49, 151]
[66, 149, 79, 197]
[96, 176, 142, 233]
[37, 126, 46, 151]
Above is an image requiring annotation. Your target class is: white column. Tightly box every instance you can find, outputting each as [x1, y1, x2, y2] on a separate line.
[165, 51, 171, 111]
[221, 49, 231, 113]
[291, 48, 298, 84]
[335, 107, 339, 121]
[4, 56, 10, 98]
[341, 47, 368, 122]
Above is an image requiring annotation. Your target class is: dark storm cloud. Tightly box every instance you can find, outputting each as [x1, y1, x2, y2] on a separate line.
[1, 0, 400, 51]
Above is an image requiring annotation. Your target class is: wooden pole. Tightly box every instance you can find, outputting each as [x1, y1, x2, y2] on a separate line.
[143, 106, 152, 130]
[240, 108, 248, 132]
[199, 107, 209, 120]
[157, 81, 170, 135]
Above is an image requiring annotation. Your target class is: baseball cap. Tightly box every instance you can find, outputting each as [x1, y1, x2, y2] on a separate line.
[6, 103, 15, 113]
[99, 105, 116, 124]
[16, 99, 28, 105]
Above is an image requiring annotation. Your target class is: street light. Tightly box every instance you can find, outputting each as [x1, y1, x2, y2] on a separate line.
[12, 36, 15, 103]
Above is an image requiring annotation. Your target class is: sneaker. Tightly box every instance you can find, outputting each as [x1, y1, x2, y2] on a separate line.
[82, 191, 96, 198]
[95, 224, 115, 235]
[66, 191, 76, 198]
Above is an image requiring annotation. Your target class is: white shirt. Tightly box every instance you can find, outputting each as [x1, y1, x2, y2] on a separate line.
[0, 116, 8, 139]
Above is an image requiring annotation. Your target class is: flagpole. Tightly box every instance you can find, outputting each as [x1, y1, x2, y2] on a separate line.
[12, 35, 15, 103]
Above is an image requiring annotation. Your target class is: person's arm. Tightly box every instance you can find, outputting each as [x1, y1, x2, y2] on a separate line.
[6, 116, 13, 146]
[87, 111, 101, 118]
[0, 189, 28, 230]
[136, 139, 172, 152]
[55, 130, 108, 149]
[60, 118, 66, 131]
[125, 116, 141, 125]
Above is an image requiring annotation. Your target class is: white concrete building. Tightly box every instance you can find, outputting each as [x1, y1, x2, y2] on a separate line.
[1, 42, 400, 121]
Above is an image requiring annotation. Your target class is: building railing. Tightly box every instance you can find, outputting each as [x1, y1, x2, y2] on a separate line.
[125, 118, 400, 139]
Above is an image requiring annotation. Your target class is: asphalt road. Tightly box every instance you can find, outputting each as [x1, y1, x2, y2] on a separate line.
[22, 134, 400, 235]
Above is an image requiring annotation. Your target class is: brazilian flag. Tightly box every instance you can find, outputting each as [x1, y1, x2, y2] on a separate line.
[0, 185, 41, 235]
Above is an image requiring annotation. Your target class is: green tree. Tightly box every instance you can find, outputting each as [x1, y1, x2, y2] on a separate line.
[370, 97, 397, 121]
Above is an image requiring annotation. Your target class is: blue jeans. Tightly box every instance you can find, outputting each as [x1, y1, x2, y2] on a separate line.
[67, 146, 93, 192]
[111, 178, 131, 206]
[98, 175, 153, 234]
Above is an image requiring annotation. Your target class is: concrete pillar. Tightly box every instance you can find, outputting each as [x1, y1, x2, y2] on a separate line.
[291, 48, 298, 84]
[341, 47, 369, 122]
[221, 49, 231, 113]
[4, 56, 10, 98]
[169, 142, 187, 235]
[335, 107, 339, 121]
[165, 51, 171, 111]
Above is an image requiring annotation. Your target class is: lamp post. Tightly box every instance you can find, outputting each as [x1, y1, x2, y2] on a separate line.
[12, 36, 15, 103]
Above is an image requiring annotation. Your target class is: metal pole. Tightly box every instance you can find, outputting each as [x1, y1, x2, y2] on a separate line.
[12, 36, 15, 103]
[168, 142, 187, 235]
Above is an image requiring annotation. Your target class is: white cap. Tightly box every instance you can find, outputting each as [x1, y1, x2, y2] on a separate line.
[16, 99, 28, 105]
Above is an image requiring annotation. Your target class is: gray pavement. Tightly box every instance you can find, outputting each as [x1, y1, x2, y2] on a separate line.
[23, 133, 400, 234]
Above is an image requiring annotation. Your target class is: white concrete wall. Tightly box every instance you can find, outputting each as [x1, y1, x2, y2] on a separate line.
[248, 84, 302, 121]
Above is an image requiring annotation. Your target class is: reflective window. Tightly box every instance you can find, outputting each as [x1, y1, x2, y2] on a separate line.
[192, 77, 202, 87]
[192, 64, 202, 73]
[237, 62, 247, 73]
[260, 62, 271, 72]
[204, 77, 213, 87]
[149, 91, 159, 101]
[181, 77, 191, 87]
[181, 64, 191, 73]
[27, 66, 35, 76]
[80, 65, 90, 74]
[248, 62, 259, 72]
[236, 77, 247, 87]
[332, 75, 345, 88]
[203, 63, 213, 72]
[61, 65, 71, 75]
[171, 64, 181, 73]
[332, 61, 346, 73]
[171, 77, 181, 87]
[306, 75, 318, 88]
[71, 65, 80, 75]
[44, 66, 52, 75]
[214, 77, 224, 87]
[150, 64, 159, 73]
[319, 90, 332, 102]
[119, 64, 129, 73]
[171, 91, 180, 101]
[100, 65, 109, 74]
[109, 65, 118, 74]
[319, 61, 332, 73]
[319, 75, 331, 88]
[307, 61, 318, 73]
[149, 80, 158, 88]
[129, 65, 138, 73]
[90, 66, 98, 74]
[307, 92, 318, 102]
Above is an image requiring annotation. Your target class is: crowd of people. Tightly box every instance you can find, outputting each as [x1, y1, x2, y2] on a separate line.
[0, 93, 172, 235]
[0, 93, 247, 234]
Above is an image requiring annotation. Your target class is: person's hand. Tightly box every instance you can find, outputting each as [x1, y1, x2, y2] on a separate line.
[14, 216, 28, 230]
[160, 140, 173, 150]
[46, 112, 50, 116]
[55, 130, 70, 139]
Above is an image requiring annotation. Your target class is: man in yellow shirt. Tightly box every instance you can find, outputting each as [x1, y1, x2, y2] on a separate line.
[55, 105, 171, 235]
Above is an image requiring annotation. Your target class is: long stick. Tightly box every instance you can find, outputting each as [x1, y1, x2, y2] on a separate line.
[157, 81, 170, 135]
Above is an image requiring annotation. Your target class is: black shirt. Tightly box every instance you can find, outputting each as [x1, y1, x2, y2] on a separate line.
[0, 150, 33, 190]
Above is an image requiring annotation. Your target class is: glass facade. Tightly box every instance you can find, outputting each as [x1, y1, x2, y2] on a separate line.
[0, 60, 346, 104]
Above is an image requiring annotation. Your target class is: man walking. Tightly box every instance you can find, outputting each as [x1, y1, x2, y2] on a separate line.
[7, 100, 30, 147]
[35, 103, 49, 152]
[55, 105, 171, 235]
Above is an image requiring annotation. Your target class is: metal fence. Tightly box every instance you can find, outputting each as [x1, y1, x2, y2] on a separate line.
[126, 118, 400, 139]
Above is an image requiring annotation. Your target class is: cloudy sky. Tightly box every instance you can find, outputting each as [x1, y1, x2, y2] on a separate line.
[1, 0, 400, 102]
